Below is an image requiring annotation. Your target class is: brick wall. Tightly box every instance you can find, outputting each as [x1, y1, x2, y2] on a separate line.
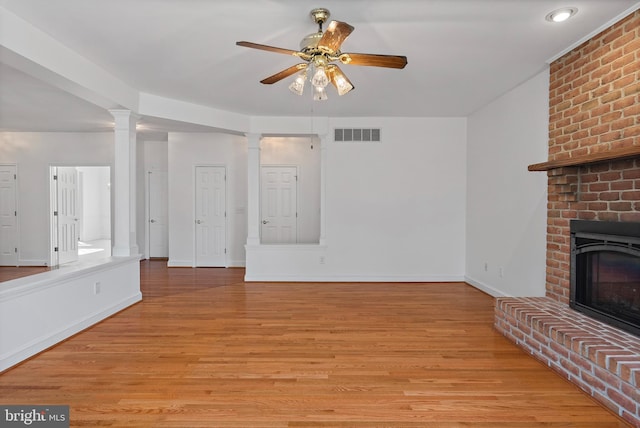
[546, 10, 640, 303]
[495, 10, 640, 426]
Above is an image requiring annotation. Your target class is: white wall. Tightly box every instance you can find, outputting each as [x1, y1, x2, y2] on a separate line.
[0, 93, 546, 291]
[168, 132, 247, 267]
[0, 132, 114, 265]
[246, 117, 468, 281]
[144, 140, 169, 170]
[465, 68, 549, 297]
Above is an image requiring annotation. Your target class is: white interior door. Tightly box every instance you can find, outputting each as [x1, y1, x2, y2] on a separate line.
[261, 166, 297, 244]
[0, 165, 18, 266]
[195, 166, 226, 267]
[56, 167, 79, 265]
[148, 170, 168, 258]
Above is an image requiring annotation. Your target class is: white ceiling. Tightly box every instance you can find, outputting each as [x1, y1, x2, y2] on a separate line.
[0, 0, 638, 133]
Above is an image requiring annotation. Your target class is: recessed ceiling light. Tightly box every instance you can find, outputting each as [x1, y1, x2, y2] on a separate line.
[546, 7, 578, 23]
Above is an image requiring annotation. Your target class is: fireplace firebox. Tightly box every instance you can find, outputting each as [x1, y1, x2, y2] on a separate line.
[570, 220, 640, 337]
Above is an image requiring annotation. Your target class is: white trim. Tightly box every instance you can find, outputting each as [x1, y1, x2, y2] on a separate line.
[49, 166, 57, 268]
[244, 274, 465, 282]
[145, 170, 151, 260]
[167, 259, 193, 267]
[193, 164, 228, 267]
[0, 163, 18, 267]
[464, 275, 510, 298]
[546, 3, 640, 64]
[168, 259, 244, 267]
[245, 244, 327, 252]
[260, 164, 299, 244]
[145, 167, 169, 260]
[48, 164, 112, 268]
[16, 259, 48, 267]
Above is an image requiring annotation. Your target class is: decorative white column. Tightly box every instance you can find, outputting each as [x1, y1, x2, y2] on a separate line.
[318, 133, 329, 246]
[110, 109, 139, 257]
[246, 133, 261, 246]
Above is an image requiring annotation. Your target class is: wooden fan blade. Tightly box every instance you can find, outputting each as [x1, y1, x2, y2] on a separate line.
[318, 21, 355, 52]
[340, 52, 408, 69]
[260, 63, 307, 85]
[236, 41, 300, 57]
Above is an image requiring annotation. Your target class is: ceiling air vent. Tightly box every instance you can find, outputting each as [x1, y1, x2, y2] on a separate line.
[334, 128, 381, 142]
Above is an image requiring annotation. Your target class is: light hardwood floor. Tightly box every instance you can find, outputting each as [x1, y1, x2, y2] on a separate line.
[0, 265, 50, 282]
[0, 260, 631, 427]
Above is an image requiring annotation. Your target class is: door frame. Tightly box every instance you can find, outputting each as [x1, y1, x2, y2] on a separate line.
[145, 170, 150, 260]
[193, 164, 228, 267]
[260, 164, 299, 244]
[145, 168, 169, 259]
[49, 164, 112, 267]
[0, 163, 19, 266]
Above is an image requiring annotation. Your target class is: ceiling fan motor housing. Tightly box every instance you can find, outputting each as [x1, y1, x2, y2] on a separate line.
[301, 8, 331, 51]
[300, 31, 323, 51]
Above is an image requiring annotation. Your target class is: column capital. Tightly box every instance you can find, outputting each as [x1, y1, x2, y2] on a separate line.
[109, 109, 139, 129]
[108, 108, 140, 119]
[245, 133, 262, 149]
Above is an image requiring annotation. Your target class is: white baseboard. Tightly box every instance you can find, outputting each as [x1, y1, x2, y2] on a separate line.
[17, 259, 48, 267]
[167, 260, 246, 268]
[167, 259, 193, 267]
[244, 274, 466, 282]
[464, 276, 509, 298]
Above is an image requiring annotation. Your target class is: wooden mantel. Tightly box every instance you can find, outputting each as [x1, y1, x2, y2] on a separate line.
[528, 145, 640, 171]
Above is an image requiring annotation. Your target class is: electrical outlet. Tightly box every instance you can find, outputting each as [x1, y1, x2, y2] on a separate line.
[484, 262, 488, 272]
[319, 256, 326, 264]
[94, 282, 101, 295]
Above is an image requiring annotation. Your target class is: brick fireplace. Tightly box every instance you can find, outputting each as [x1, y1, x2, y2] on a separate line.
[494, 9, 640, 426]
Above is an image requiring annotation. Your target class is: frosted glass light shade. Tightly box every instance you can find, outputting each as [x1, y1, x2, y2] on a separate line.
[311, 66, 329, 89]
[330, 67, 354, 96]
[289, 72, 306, 96]
[313, 86, 328, 101]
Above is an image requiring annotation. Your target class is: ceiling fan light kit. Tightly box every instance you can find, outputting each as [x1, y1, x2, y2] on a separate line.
[288, 71, 307, 96]
[237, 7, 407, 101]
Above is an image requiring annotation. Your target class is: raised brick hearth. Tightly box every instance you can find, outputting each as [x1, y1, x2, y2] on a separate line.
[495, 297, 640, 426]
[494, 9, 640, 427]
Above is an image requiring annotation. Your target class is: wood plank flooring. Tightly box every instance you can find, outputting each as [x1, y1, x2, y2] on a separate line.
[0, 265, 50, 282]
[0, 260, 631, 427]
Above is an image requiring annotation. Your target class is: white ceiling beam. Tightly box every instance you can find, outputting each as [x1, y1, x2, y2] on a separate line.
[0, 6, 139, 111]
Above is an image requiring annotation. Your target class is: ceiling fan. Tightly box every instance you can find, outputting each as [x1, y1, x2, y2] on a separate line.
[236, 8, 408, 100]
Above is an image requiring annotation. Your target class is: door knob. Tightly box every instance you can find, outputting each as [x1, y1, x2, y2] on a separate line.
[150, 219, 156, 223]
[196, 219, 202, 224]
[262, 220, 269, 224]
